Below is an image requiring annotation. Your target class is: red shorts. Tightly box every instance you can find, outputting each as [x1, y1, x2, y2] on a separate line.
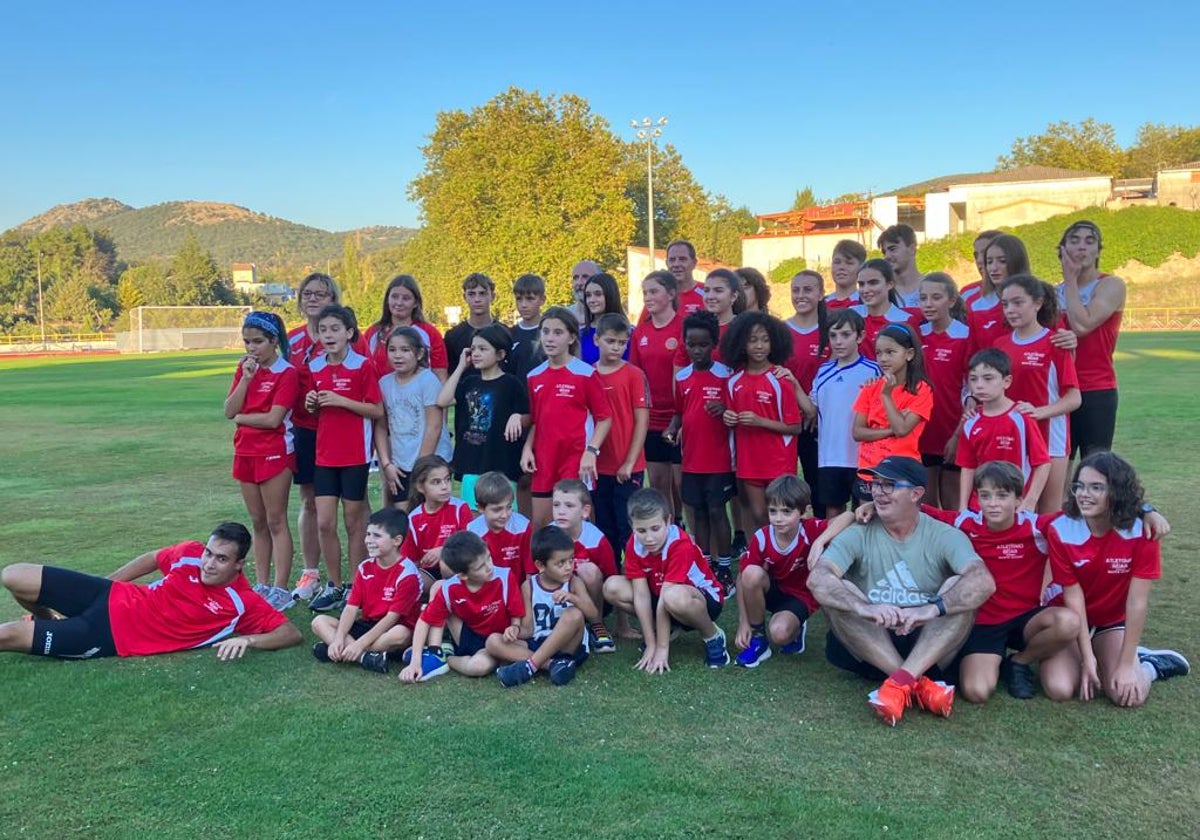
[232, 453, 295, 484]
[530, 442, 588, 495]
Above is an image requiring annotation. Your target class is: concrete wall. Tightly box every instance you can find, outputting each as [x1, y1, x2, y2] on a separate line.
[954, 176, 1112, 229]
[625, 248, 665, 317]
[1157, 169, 1200, 209]
[741, 229, 874, 276]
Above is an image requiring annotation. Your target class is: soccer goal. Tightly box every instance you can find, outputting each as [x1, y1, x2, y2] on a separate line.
[119, 306, 253, 353]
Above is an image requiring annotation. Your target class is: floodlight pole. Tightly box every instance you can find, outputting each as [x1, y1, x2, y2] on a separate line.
[36, 251, 46, 349]
[631, 117, 668, 270]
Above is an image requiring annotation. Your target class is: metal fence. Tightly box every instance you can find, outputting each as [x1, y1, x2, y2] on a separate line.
[1121, 308, 1200, 330]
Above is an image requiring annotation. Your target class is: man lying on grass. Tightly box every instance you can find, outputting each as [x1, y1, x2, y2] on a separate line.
[0, 522, 302, 661]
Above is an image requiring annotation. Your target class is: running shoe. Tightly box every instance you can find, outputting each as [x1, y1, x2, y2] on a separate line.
[730, 531, 747, 559]
[312, 642, 331, 663]
[291, 568, 322, 601]
[715, 565, 736, 598]
[359, 650, 389, 674]
[735, 635, 771, 668]
[549, 657, 578, 686]
[591, 623, 616, 654]
[1002, 656, 1036, 699]
[704, 626, 731, 669]
[264, 586, 295, 611]
[401, 646, 450, 681]
[868, 677, 913, 726]
[780, 621, 808, 655]
[308, 582, 346, 613]
[252, 582, 270, 597]
[497, 660, 536, 687]
[1137, 647, 1190, 680]
[913, 676, 955, 718]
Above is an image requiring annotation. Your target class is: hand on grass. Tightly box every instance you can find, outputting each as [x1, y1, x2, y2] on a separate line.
[215, 636, 252, 661]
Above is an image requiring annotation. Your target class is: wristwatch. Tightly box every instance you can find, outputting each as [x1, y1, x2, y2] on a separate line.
[585, 445, 601, 456]
[930, 596, 947, 617]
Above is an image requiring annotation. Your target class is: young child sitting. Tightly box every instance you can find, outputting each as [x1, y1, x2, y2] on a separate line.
[603, 488, 729, 673]
[398, 531, 524, 682]
[735, 476, 852, 667]
[487, 525, 598, 688]
[466, 471, 533, 583]
[311, 508, 422, 674]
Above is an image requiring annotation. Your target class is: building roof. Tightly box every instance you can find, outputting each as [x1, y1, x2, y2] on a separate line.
[887, 165, 1110, 196]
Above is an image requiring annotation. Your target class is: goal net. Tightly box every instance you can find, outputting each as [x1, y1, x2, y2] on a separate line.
[118, 306, 253, 353]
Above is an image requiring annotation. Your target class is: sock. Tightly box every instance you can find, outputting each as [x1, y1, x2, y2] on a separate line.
[1141, 661, 1159, 682]
[703, 628, 724, 644]
[888, 668, 916, 687]
[525, 658, 538, 674]
[717, 555, 732, 569]
[751, 622, 766, 637]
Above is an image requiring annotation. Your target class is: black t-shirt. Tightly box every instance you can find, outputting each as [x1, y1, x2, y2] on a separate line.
[505, 321, 541, 381]
[452, 371, 530, 480]
[444, 319, 496, 369]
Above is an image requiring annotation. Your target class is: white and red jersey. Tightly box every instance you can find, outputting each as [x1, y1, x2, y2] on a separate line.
[288, 326, 368, 431]
[966, 293, 1008, 354]
[468, 512, 532, 584]
[673, 322, 730, 367]
[629, 312, 683, 431]
[624, 525, 723, 602]
[824, 292, 860, 310]
[347, 556, 422, 627]
[364, 321, 449, 374]
[404, 498, 474, 571]
[229, 356, 298, 457]
[1056, 276, 1121, 392]
[959, 281, 983, 305]
[1048, 515, 1161, 628]
[307, 349, 382, 467]
[726, 369, 801, 481]
[636, 284, 705, 326]
[994, 328, 1079, 458]
[674, 362, 734, 474]
[106, 541, 287, 657]
[523, 520, 616, 578]
[420, 565, 525, 635]
[925, 507, 1054, 626]
[784, 321, 825, 394]
[851, 304, 923, 360]
[959, 407, 1051, 491]
[918, 320, 970, 457]
[527, 357, 612, 459]
[743, 521, 829, 613]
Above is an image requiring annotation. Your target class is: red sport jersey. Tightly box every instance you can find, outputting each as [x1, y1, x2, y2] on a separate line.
[1047, 515, 1161, 628]
[629, 312, 684, 432]
[917, 320, 970, 458]
[784, 322, 825, 394]
[404, 498, 475, 571]
[347, 557, 423, 627]
[674, 362, 734, 475]
[288, 326, 368, 431]
[228, 356, 299, 457]
[726, 369, 801, 481]
[1056, 277, 1121, 392]
[364, 321, 449, 375]
[596, 362, 649, 476]
[420, 566, 525, 635]
[966, 294, 1008, 353]
[852, 379, 934, 469]
[824, 292, 860, 310]
[639, 284, 706, 326]
[307, 349, 382, 467]
[526, 359, 612, 492]
[743, 520, 830, 613]
[468, 512, 532, 584]
[959, 408, 1051, 491]
[623, 525, 723, 601]
[993, 328, 1079, 458]
[106, 542, 288, 657]
[851, 304, 923, 361]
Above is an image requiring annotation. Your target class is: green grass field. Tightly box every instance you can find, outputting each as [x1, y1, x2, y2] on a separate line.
[1, 334, 1197, 839]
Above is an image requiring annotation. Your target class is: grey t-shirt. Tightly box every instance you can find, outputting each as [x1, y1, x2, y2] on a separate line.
[378, 368, 453, 471]
[823, 513, 981, 607]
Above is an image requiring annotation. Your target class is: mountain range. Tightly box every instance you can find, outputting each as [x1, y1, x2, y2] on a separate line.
[8, 198, 416, 267]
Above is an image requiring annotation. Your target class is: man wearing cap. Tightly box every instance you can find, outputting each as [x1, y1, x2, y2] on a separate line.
[807, 456, 995, 725]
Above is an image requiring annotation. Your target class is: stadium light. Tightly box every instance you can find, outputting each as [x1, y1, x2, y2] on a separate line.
[630, 116, 668, 271]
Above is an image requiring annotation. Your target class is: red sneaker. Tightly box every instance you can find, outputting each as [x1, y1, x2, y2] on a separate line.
[868, 677, 913, 726]
[913, 676, 955, 718]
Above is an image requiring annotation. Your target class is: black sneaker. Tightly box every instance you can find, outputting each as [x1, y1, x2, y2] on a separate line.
[312, 642, 331, 663]
[497, 660, 536, 687]
[730, 531, 747, 559]
[359, 650, 389, 674]
[1002, 656, 1036, 699]
[715, 565, 736, 598]
[549, 657, 578, 686]
[308, 583, 346, 613]
[1137, 647, 1190, 680]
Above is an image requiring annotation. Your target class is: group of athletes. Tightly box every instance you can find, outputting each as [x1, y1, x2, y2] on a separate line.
[1, 219, 1188, 724]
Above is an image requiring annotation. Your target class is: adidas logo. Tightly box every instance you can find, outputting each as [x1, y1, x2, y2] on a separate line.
[867, 561, 927, 605]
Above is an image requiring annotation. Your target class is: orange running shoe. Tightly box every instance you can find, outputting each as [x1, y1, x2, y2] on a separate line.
[913, 676, 955, 718]
[868, 677, 913, 726]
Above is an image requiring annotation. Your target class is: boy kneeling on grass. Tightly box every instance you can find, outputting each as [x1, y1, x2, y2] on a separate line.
[399, 531, 524, 683]
[602, 488, 729, 673]
[311, 508, 421, 674]
[489, 525, 596, 687]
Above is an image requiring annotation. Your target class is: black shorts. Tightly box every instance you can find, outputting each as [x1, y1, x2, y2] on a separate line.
[816, 467, 858, 508]
[825, 628, 949, 683]
[293, 426, 317, 485]
[921, 453, 945, 468]
[680, 471, 735, 511]
[1091, 622, 1125, 636]
[959, 607, 1043, 657]
[30, 567, 117, 660]
[649, 590, 723, 632]
[1071, 388, 1118, 458]
[764, 584, 811, 622]
[644, 430, 681, 465]
[451, 622, 490, 657]
[348, 619, 377, 639]
[528, 636, 589, 666]
[313, 464, 370, 501]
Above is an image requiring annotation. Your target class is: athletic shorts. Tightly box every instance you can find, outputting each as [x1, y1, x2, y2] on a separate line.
[643, 430, 681, 465]
[649, 589, 722, 632]
[451, 622, 490, 657]
[825, 627, 949, 683]
[29, 567, 117, 660]
[384, 470, 412, 506]
[680, 471, 735, 511]
[764, 584, 812, 623]
[293, 426, 317, 485]
[1091, 622, 1125, 637]
[232, 453, 295, 484]
[313, 464, 370, 501]
[347, 619, 377, 639]
[529, 442, 587, 496]
[528, 636, 589, 666]
[1071, 388, 1118, 459]
[816, 467, 858, 508]
[959, 607, 1043, 657]
[921, 453, 945, 468]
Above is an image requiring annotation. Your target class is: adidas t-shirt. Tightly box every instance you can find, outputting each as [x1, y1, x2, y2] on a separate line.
[822, 514, 981, 608]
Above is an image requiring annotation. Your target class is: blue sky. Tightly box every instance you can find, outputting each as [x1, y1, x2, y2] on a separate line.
[3, 1, 1195, 233]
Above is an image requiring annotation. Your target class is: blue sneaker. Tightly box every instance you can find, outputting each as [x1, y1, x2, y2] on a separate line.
[402, 646, 449, 681]
[736, 635, 772, 668]
[497, 660, 536, 687]
[704, 626, 730, 669]
[780, 621, 808, 655]
[549, 657, 578, 686]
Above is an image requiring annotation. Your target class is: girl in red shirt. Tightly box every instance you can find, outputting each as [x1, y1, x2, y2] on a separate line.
[364, 275, 449, 381]
[851, 259, 922, 360]
[224, 311, 298, 609]
[786, 269, 828, 496]
[917, 273, 971, 509]
[404, 454, 474, 590]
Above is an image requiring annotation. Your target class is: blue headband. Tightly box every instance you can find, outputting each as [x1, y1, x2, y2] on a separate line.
[878, 324, 912, 345]
[244, 312, 279, 339]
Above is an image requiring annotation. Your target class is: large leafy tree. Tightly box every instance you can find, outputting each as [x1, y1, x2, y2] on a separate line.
[997, 118, 1125, 177]
[1124, 123, 1200, 177]
[169, 233, 236, 305]
[408, 87, 634, 317]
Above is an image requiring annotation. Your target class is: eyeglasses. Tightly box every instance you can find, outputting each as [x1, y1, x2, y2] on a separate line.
[1070, 482, 1107, 496]
[300, 290, 331, 300]
[868, 480, 916, 495]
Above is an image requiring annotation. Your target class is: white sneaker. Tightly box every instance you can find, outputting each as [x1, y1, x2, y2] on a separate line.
[291, 569, 322, 601]
[252, 582, 271, 596]
[264, 586, 295, 611]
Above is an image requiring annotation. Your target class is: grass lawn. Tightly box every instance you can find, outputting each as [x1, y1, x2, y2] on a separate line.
[0, 334, 1197, 839]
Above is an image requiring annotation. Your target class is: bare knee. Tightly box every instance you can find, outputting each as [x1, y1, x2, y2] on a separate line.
[1042, 676, 1076, 702]
[2, 564, 39, 597]
[768, 615, 799, 646]
[959, 674, 997, 704]
[738, 564, 767, 590]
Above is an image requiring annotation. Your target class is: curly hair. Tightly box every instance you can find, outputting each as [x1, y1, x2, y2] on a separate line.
[720, 311, 793, 368]
[1063, 451, 1145, 531]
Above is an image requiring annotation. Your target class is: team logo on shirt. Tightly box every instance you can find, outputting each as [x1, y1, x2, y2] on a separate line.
[383, 585, 395, 599]
[1021, 351, 1046, 366]
[1107, 556, 1132, 574]
[868, 561, 924, 605]
[1072, 558, 1090, 568]
[665, 338, 678, 350]
[204, 597, 223, 615]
